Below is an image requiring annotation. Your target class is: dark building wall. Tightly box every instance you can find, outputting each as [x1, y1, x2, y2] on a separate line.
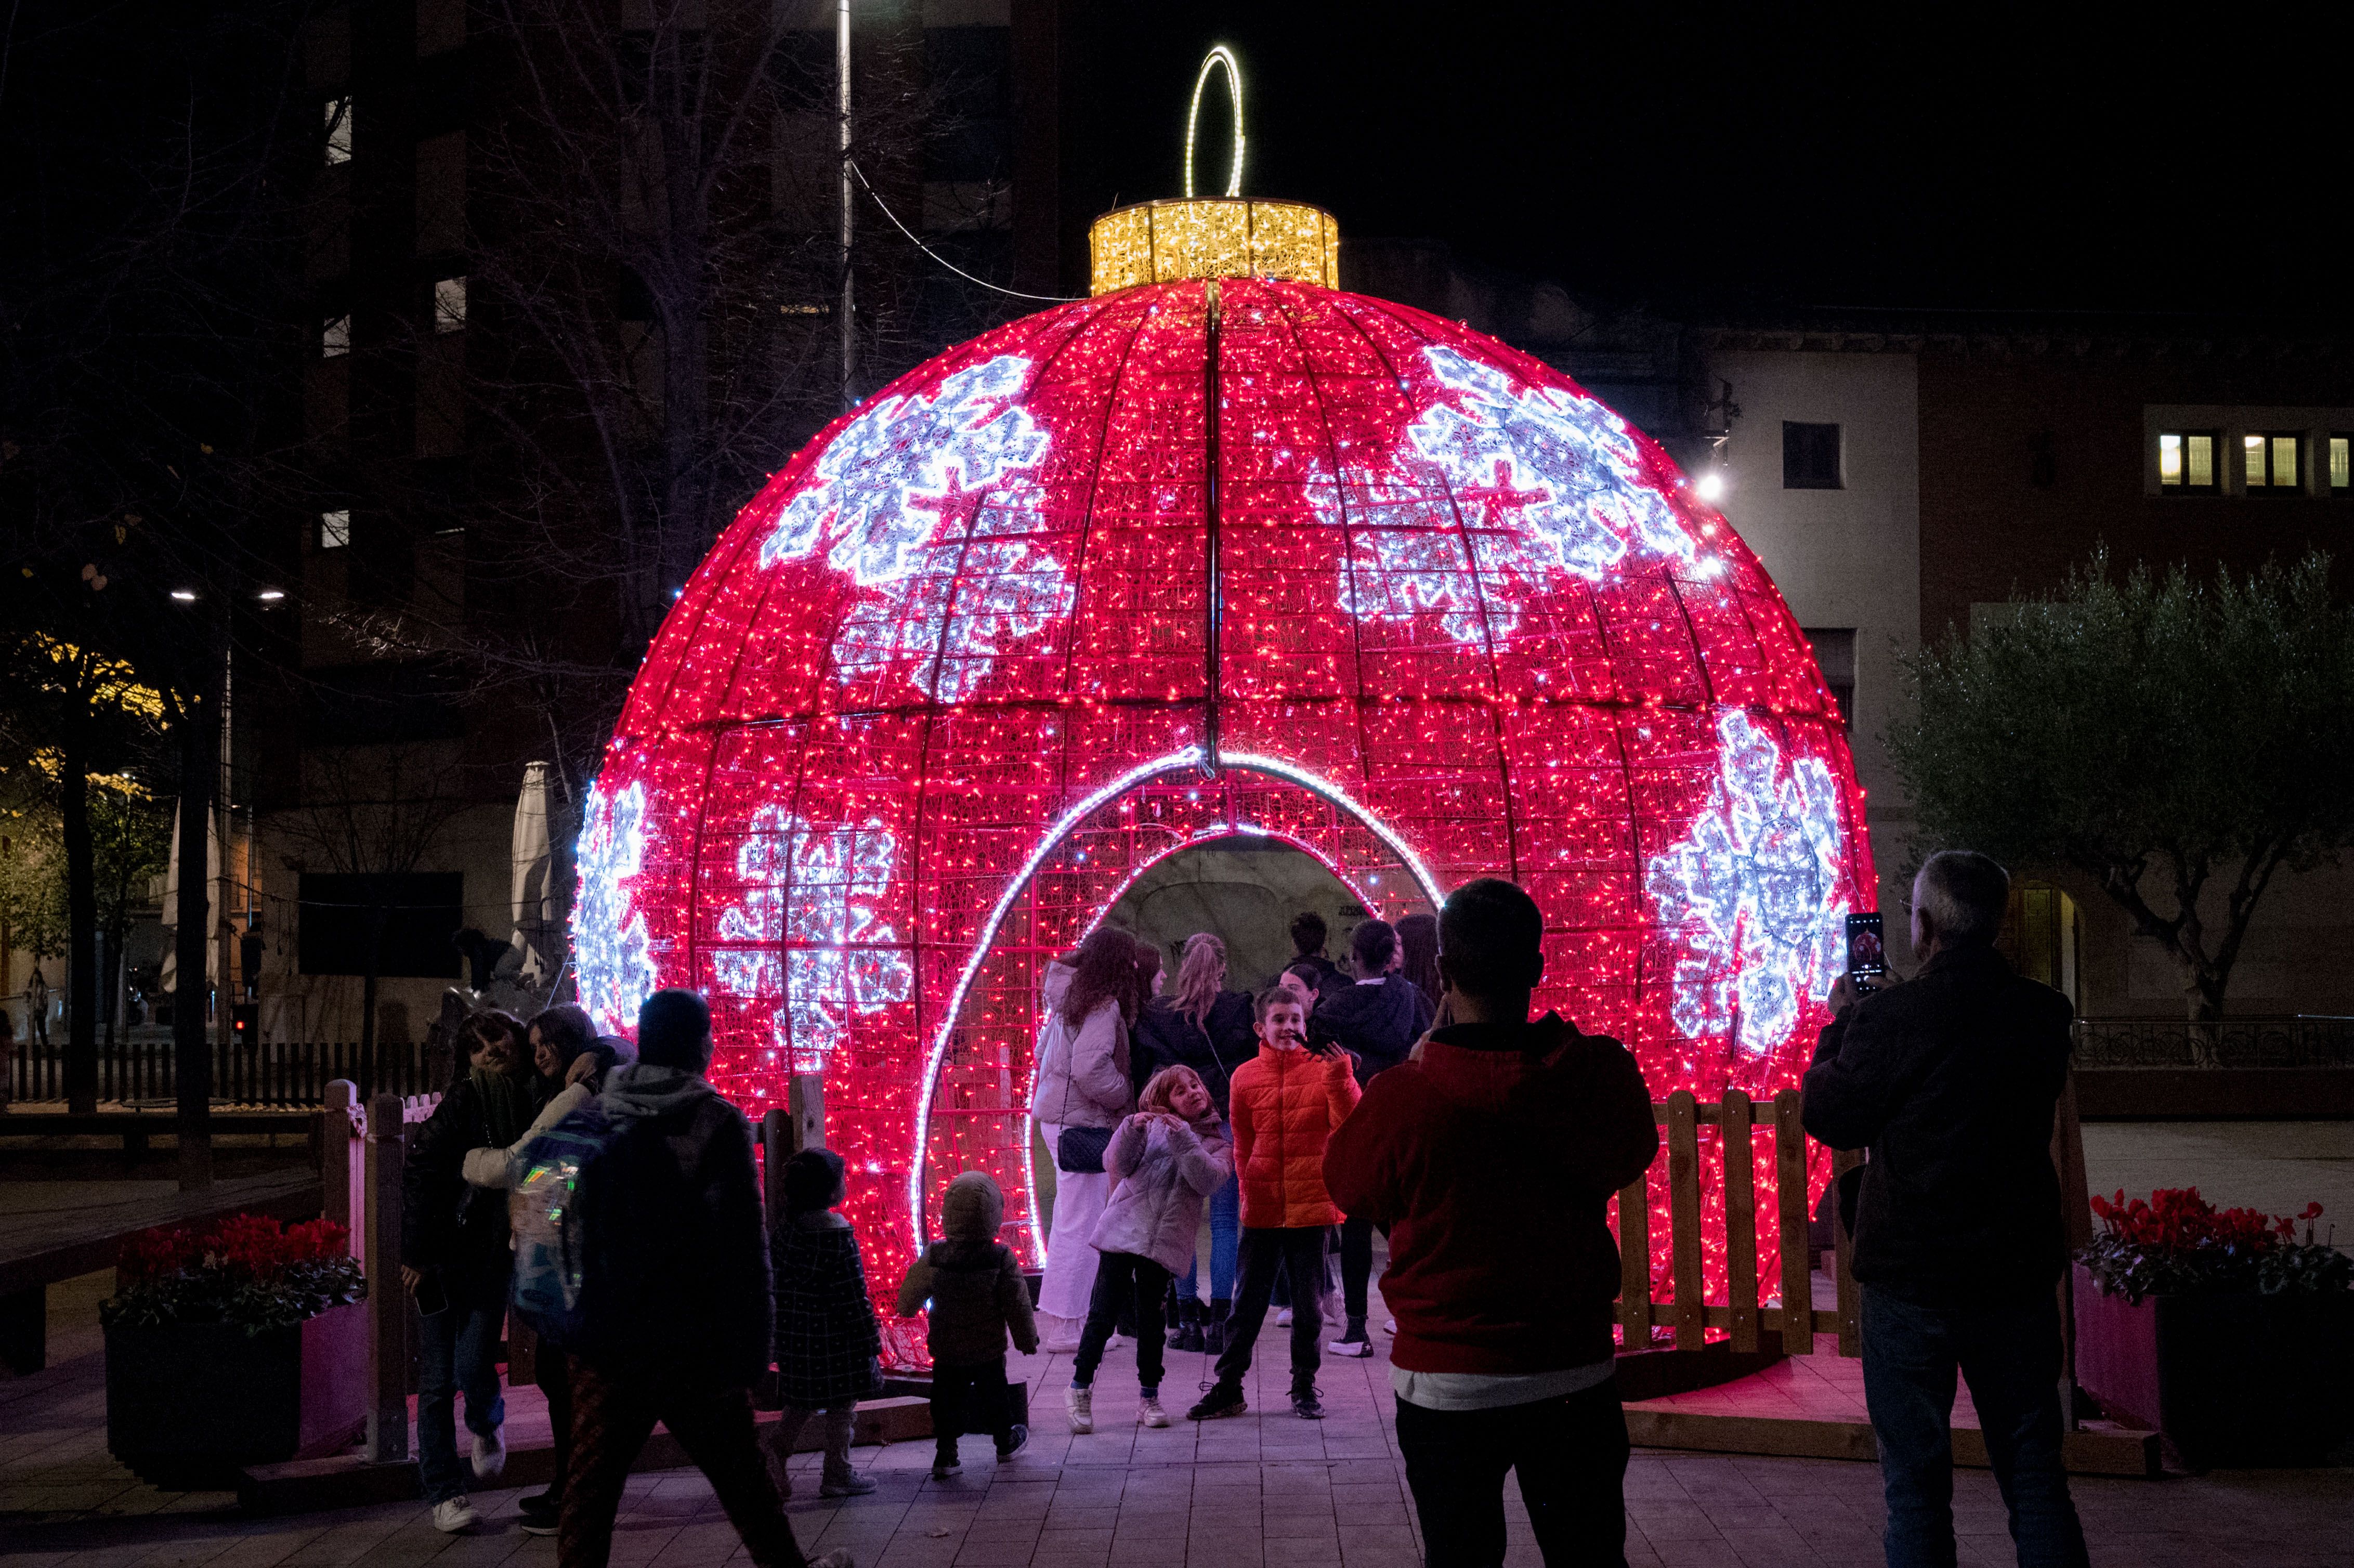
[1915, 345, 2354, 640]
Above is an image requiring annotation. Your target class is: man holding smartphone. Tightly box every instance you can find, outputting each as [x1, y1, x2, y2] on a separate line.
[1804, 851, 2089, 1568]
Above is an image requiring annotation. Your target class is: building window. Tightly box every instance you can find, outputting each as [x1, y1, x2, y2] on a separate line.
[324, 96, 352, 165]
[2331, 434, 2350, 493]
[321, 315, 350, 358]
[1782, 422, 1842, 490]
[2157, 430, 2217, 492]
[433, 276, 467, 333]
[1803, 628, 1856, 729]
[2243, 432, 2301, 492]
[319, 508, 351, 550]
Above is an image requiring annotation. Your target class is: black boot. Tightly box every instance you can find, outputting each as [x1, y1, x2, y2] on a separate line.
[1201, 1298, 1230, 1354]
[1171, 1297, 1206, 1352]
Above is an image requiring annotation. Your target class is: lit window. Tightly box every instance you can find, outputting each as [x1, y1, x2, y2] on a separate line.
[319, 509, 351, 550]
[2157, 430, 2216, 492]
[322, 315, 350, 358]
[325, 97, 352, 165]
[2243, 432, 2300, 492]
[433, 276, 467, 333]
[2330, 435, 2349, 493]
[1782, 422, 1842, 490]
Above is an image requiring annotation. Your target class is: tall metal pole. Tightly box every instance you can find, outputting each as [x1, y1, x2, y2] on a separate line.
[214, 641, 234, 1056]
[837, 0, 854, 412]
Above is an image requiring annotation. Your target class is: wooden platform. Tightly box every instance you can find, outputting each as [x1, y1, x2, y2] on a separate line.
[1624, 1345, 2159, 1476]
[0, 1168, 324, 1376]
[238, 1393, 951, 1515]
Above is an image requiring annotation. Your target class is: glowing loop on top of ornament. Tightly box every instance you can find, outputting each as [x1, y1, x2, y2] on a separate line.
[760, 355, 1068, 702]
[574, 778, 657, 1035]
[1315, 346, 1700, 646]
[1647, 711, 1848, 1058]
[711, 808, 914, 1068]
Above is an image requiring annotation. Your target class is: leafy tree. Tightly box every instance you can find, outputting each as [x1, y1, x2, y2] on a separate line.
[1887, 551, 2354, 1020]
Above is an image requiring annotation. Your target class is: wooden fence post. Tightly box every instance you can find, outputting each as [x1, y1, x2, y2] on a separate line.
[318, 1080, 357, 1239]
[1616, 1174, 1650, 1351]
[1721, 1089, 1760, 1354]
[1830, 1146, 1864, 1356]
[1772, 1091, 1813, 1356]
[788, 1073, 825, 1152]
[364, 1092, 410, 1463]
[1664, 1092, 1704, 1351]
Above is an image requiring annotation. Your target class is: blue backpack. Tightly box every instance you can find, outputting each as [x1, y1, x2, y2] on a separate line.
[509, 1100, 629, 1351]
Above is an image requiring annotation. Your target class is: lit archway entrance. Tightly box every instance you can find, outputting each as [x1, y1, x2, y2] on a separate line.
[908, 757, 1437, 1265]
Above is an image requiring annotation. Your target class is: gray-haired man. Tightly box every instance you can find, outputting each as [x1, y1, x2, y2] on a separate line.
[1803, 851, 2088, 1568]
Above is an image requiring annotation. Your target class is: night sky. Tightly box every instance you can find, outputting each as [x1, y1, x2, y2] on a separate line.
[1065, 5, 2350, 319]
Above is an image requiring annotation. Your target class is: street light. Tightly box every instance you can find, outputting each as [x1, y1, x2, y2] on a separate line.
[1695, 472, 1726, 503]
[257, 589, 285, 602]
[171, 590, 198, 601]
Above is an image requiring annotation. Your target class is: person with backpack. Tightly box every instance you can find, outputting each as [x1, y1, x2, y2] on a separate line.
[897, 1170, 1038, 1478]
[401, 1009, 529, 1534]
[1066, 1064, 1232, 1433]
[554, 989, 847, 1568]
[1325, 878, 1658, 1568]
[765, 1148, 883, 1500]
[1129, 933, 1253, 1352]
[1310, 919, 1434, 1360]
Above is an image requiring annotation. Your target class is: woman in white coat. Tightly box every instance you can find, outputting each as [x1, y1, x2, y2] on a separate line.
[1031, 925, 1141, 1344]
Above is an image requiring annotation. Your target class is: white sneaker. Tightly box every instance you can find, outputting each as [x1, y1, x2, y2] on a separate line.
[1139, 1396, 1169, 1428]
[431, 1497, 479, 1533]
[810, 1551, 859, 1568]
[1066, 1384, 1093, 1434]
[1327, 1334, 1373, 1358]
[470, 1425, 506, 1481]
[1383, 1317, 1396, 1335]
[1275, 1308, 1293, 1326]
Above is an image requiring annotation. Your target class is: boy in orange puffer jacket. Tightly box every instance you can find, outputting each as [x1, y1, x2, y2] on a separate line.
[1187, 985, 1361, 1422]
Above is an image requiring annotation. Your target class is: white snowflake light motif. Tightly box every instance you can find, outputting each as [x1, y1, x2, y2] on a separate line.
[574, 778, 658, 1035]
[710, 807, 913, 1068]
[760, 354, 1067, 701]
[1309, 346, 1698, 647]
[1647, 711, 1848, 1058]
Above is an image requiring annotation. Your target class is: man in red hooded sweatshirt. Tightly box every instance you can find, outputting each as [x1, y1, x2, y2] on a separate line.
[1325, 878, 1657, 1568]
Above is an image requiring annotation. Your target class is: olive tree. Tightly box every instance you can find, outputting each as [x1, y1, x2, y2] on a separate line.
[1886, 551, 2354, 1020]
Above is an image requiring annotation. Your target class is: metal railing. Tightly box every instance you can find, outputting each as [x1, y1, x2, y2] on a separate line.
[5, 1036, 443, 1106]
[2072, 1015, 2354, 1070]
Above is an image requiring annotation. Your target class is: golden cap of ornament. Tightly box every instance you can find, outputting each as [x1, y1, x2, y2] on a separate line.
[1088, 198, 1340, 296]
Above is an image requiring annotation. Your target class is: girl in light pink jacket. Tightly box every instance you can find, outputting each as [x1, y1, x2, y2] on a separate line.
[1065, 1065, 1230, 1432]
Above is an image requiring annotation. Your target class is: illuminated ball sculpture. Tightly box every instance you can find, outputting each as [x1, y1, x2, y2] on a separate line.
[574, 198, 1873, 1361]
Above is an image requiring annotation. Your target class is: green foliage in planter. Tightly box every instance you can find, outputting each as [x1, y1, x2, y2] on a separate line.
[102, 1214, 367, 1334]
[2078, 1187, 2349, 1304]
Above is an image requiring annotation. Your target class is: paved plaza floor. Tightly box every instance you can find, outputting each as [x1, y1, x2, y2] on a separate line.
[6, 1263, 2350, 1568]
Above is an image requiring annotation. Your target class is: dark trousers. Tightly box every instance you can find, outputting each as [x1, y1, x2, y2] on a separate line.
[561, 1357, 806, 1568]
[1339, 1213, 1376, 1322]
[1860, 1285, 2089, 1568]
[1394, 1379, 1630, 1568]
[931, 1354, 1015, 1464]
[1075, 1251, 1171, 1392]
[538, 1347, 574, 1502]
[1212, 1226, 1329, 1390]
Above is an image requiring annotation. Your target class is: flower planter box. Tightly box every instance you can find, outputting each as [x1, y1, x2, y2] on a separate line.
[106, 1302, 369, 1488]
[2073, 1262, 2354, 1467]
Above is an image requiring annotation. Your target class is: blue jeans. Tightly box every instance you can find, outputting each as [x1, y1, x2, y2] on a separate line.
[417, 1301, 506, 1503]
[1180, 1167, 1240, 1302]
[1860, 1284, 2088, 1568]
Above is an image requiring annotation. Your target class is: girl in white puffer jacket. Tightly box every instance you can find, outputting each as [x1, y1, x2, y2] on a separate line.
[1031, 927, 1141, 1337]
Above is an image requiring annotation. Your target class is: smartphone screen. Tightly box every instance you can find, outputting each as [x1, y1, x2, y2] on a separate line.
[1846, 912, 1886, 979]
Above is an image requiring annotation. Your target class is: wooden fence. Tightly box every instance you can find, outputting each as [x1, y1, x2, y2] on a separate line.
[10, 1037, 441, 1106]
[1616, 1089, 1862, 1358]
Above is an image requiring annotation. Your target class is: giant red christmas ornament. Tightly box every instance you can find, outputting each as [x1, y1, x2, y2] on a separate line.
[575, 187, 1872, 1361]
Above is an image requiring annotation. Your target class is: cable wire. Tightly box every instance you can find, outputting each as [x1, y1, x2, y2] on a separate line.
[849, 159, 1084, 304]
